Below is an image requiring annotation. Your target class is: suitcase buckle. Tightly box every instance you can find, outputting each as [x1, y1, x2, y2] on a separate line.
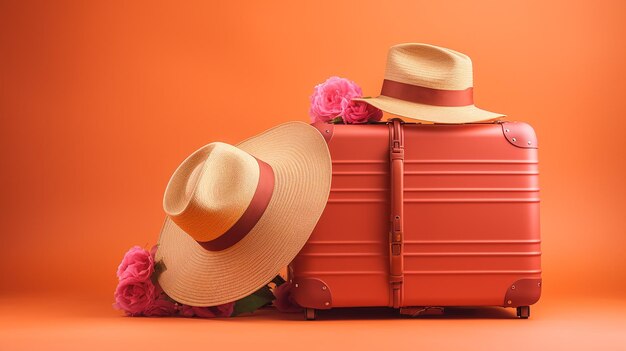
[391, 242, 402, 256]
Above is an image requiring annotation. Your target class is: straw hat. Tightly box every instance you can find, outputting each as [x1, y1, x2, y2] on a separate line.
[155, 121, 331, 306]
[354, 43, 505, 123]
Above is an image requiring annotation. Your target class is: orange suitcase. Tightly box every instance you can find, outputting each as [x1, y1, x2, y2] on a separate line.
[289, 119, 541, 320]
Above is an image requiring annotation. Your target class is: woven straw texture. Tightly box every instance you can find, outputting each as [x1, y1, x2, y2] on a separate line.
[156, 122, 332, 306]
[355, 43, 505, 123]
[163, 142, 260, 242]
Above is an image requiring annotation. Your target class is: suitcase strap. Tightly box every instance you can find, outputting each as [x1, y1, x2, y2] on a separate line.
[388, 118, 404, 308]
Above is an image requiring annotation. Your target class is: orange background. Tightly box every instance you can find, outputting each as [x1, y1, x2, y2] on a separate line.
[1, 0, 625, 349]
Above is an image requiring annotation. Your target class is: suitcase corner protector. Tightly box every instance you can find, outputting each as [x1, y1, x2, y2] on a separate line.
[504, 278, 542, 307]
[291, 277, 333, 309]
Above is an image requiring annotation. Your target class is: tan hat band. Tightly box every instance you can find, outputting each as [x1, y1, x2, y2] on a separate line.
[198, 157, 275, 251]
[381, 79, 474, 107]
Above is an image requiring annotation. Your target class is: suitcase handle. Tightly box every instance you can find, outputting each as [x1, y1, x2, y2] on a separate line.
[388, 118, 404, 308]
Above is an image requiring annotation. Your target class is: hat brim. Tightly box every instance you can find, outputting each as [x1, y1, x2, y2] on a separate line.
[155, 121, 332, 306]
[354, 96, 505, 124]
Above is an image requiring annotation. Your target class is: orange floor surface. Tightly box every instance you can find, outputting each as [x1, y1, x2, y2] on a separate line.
[1, 295, 625, 351]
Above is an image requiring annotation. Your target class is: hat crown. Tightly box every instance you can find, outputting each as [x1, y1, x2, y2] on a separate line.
[163, 142, 259, 242]
[384, 43, 473, 90]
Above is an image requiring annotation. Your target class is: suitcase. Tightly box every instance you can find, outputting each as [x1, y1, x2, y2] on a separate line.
[289, 118, 541, 320]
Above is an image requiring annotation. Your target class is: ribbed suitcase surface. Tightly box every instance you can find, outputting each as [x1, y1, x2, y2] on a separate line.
[289, 120, 541, 318]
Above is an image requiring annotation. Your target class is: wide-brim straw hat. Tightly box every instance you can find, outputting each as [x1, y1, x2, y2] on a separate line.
[354, 43, 505, 124]
[155, 121, 331, 306]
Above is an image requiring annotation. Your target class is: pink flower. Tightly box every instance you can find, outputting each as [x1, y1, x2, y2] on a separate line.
[272, 282, 302, 313]
[143, 298, 179, 317]
[179, 303, 235, 318]
[116, 246, 154, 282]
[342, 100, 384, 124]
[113, 279, 157, 316]
[309, 76, 363, 123]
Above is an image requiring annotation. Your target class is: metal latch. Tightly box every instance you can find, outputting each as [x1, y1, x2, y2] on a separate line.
[391, 242, 402, 255]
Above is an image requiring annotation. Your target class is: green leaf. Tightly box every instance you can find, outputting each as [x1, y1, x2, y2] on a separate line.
[150, 260, 166, 285]
[256, 284, 275, 300]
[231, 284, 274, 316]
[272, 275, 286, 286]
[331, 117, 344, 124]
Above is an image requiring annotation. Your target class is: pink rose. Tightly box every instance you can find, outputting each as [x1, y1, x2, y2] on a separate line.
[143, 297, 178, 317]
[113, 279, 157, 316]
[116, 246, 154, 282]
[179, 303, 235, 318]
[342, 100, 384, 124]
[309, 76, 363, 123]
[272, 282, 302, 313]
